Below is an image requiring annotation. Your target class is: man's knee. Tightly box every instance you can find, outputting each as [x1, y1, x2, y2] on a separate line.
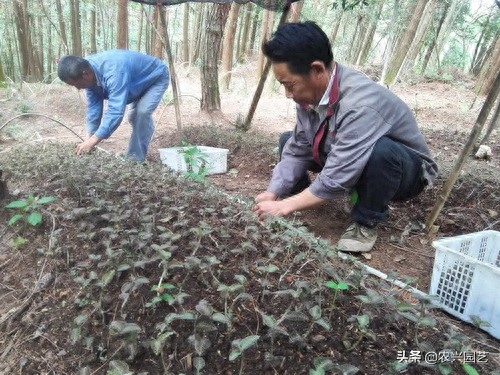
[278, 131, 293, 160]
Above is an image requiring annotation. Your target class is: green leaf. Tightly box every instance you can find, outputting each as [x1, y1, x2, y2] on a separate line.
[309, 305, 322, 320]
[107, 360, 131, 374]
[116, 264, 131, 272]
[355, 295, 371, 304]
[211, 312, 232, 327]
[356, 314, 370, 328]
[229, 350, 241, 361]
[256, 264, 279, 273]
[155, 249, 172, 261]
[8, 214, 24, 226]
[37, 196, 57, 204]
[396, 302, 414, 312]
[462, 363, 479, 375]
[160, 293, 173, 303]
[27, 212, 43, 226]
[10, 236, 28, 247]
[314, 318, 331, 330]
[5, 200, 28, 209]
[437, 363, 453, 375]
[109, 321, 141, 336]
[239, 335, 260, 351]
[313, 357, 334, 370]
[261, 314, 277, 328]
[100, 270, 116, 287]
[349, 189, 358, 205]
[418, 316, 436, 327]
[151, 331, 175, 356]
[325, 280, 349, 290]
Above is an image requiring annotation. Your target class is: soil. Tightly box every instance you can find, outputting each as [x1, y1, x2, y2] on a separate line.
[0, 62, 499, 374]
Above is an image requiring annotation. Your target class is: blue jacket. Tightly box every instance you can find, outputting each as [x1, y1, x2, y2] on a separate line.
[85, 50, 169, 139]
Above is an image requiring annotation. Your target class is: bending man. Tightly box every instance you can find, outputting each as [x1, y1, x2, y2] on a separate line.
[58, 50, 169, 162]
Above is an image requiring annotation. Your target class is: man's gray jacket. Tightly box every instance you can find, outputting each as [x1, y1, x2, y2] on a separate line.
[268, 63, 438, 200]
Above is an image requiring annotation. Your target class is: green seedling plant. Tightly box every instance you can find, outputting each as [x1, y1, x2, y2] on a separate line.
[229, 334, 260, 375]
[146, 282, 176, 308]
[5, 195, 56, 226]
[182, 144, 209, 182]
[325, 280, 349, 320]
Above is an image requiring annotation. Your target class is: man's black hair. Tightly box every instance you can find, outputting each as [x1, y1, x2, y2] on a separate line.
[262, 21, 333, 75]
[57, 55, 92, 82]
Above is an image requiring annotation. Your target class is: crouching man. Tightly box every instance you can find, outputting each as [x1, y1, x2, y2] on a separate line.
[252, 22, 438, 253]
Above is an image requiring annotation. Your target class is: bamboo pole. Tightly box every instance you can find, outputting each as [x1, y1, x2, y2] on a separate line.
[242, 3, 291, 129]
[425, 70, 500, 231]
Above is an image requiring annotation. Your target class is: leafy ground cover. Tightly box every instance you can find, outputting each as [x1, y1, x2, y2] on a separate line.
[0, 139, 499, 375]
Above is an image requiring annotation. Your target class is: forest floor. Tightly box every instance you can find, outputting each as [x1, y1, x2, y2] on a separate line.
[0, 61, 499, 374]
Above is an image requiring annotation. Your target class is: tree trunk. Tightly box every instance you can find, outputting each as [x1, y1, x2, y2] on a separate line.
[243, 6, 291, 130]
[35, 15, 44, 80]
[478, 99, 500, 146]
[117, 0, 129, 49]
[329, 11, 343, 44]
[159, 7, 182, 131]
[401, 0, 438, 75]
[248, 6, 259, 56]
[221, 2, 241, 90]
[191, 3, 205, 64]
[183, 2, 189, 63]
[257, 9, 271, 78]
[421, 0, 449, 74]
[433, 0, 462, 69]
[349, 13, 367, 64]
[0, 60, 5, 84]
[426, 70, 500, 231]
[470, 15, 490, 75]
[13, 0, 33, 81]
[237, 3, 252, 62]
[153, 6, 164, 58]
[384, 0, 427, 85]
[380, 0, 400, 85]
[475, 35, 500, 96]
[356, 0, 385, 66]
[89, 0, 97, 53]
[55, 0, 69, 54]
[287, 0, 303, 22]
[70, 0, 82, 55]
[200, 3, 230, 112]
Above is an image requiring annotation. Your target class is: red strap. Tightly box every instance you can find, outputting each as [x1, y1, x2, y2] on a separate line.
[312, 65, 339, 166]
[312, 119, 328, 165]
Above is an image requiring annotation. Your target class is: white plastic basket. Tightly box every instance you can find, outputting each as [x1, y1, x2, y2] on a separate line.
[158, 146, 229, 175]
[430, 230, 500, 339]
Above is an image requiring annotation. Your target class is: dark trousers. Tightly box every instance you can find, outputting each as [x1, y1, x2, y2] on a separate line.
[278, 132, 426, 227]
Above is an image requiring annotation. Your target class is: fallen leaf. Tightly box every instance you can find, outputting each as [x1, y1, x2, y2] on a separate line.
[394, 255, 406, 262]
[488, 209, 498, 218]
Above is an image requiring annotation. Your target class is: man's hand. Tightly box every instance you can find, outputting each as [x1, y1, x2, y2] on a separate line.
[252, 188, 327, 220]
[76, 135, 101, 155]
[252, 199, 292, 220]
[255, 191, 278, 203]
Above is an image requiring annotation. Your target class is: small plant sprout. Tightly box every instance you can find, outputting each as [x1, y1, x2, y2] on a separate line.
[146, 282, 176, 308]
[109, 320, 142, 361]
[229, 334, 260, 375]
[309, 357, 334, 375]
[5, 195, 56, 226]
[182, 144, 209, 181]
[324, 280, 349, 319]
